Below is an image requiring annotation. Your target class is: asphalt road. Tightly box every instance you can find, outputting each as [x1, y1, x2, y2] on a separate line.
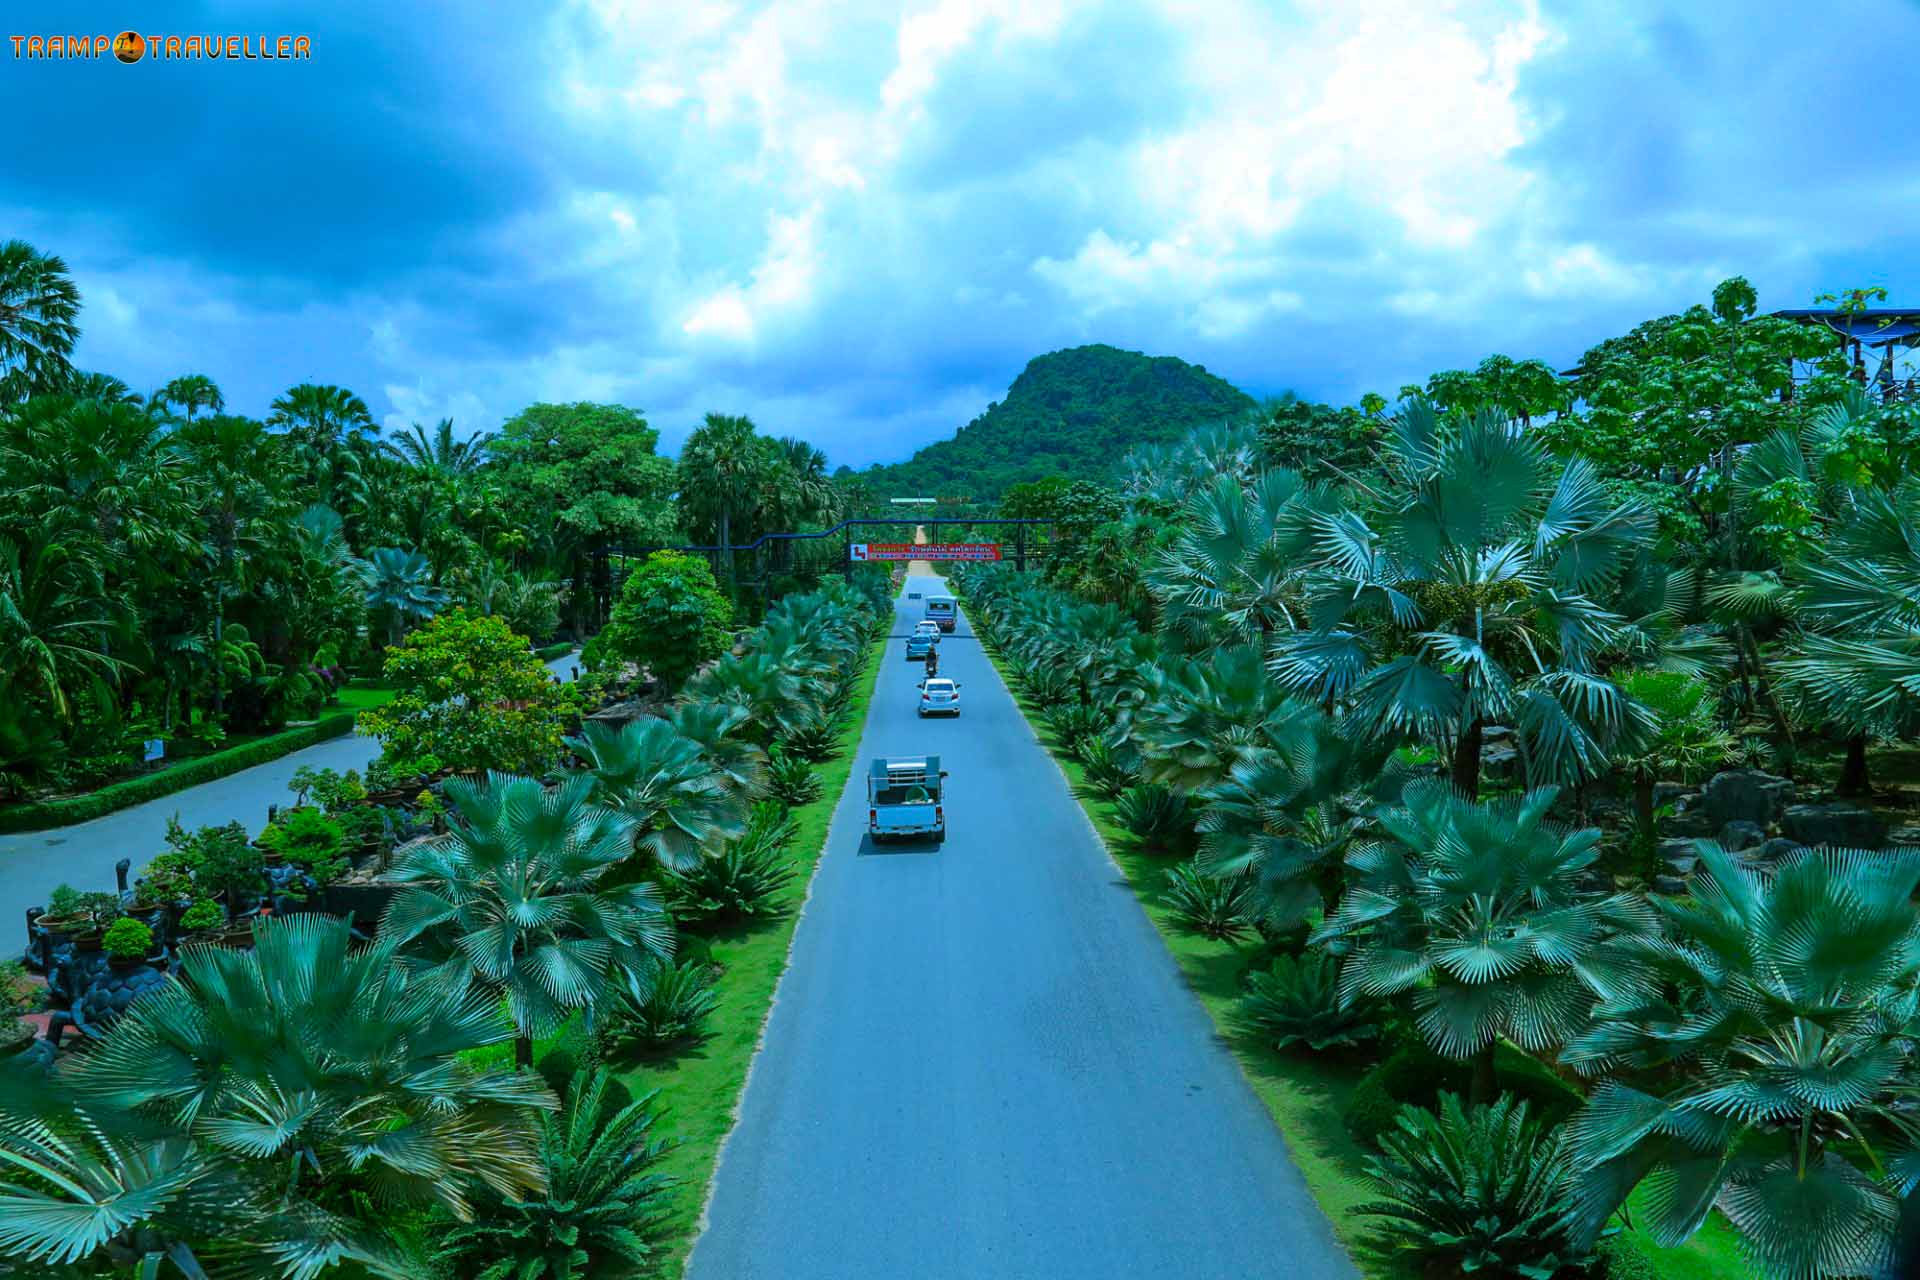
[685, 571, 1354, 1280]
[0, 650, 581, 945]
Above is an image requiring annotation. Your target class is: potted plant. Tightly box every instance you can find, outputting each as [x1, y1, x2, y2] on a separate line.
[195, 827, 268, 914]
[0, 960, 44, 1057]
[34, 884, 91, 940]
[177, 898, 225, 939]
[257, 807, 346, 869]
[102, 918, 154, 970]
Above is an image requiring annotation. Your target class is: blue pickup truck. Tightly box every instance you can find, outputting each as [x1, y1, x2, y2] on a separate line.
[867, 756, 947, 845]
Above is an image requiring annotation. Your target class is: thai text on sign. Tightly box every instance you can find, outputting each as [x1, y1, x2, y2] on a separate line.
[848, 543, 1002, 562]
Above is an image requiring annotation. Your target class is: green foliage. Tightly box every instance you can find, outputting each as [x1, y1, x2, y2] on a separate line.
[1256, 394, 1383, 478]
[177, 899, 223, 932]
[381, 772, 676, 1056]
[100, 916, 152, 961]
[1079, 736, 1139, 799]
[1162, 860, 1253, 941]
[1240, 951, 1382, 1053]
[359, 608, 567, 776]
[192, 824, 266, 904]
[255, 805, 344, 865]
[859, 344, 1256, 498]
[767, 747, 822, 807]
[1360, 1092, 1594, 1278]
[489, 401, 679, 555]
[435, 1069, 676, 1280]
[667, 804, 798, 929]
[603, 959, 720, 1054]
[600, 550, 733, 690]
[568, 717, 751, 871]
[1114, 782, 1192, 848]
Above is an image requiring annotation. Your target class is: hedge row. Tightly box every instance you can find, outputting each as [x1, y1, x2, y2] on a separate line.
[534, 641, 576, 662]
[0, 712, 363, 835]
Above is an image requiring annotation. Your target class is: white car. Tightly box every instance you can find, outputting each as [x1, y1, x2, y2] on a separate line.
[913, 620, 943, 643]
[917, 677, 961, 717]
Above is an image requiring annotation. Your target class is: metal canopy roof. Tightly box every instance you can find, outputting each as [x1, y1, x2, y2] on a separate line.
[1771, 309, 1920, 346]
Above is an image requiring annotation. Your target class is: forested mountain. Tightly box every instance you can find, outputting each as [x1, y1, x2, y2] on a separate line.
[856, 344, 1256, 499]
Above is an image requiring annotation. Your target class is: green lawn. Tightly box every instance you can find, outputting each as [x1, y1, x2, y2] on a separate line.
[611, 631, 888, 1279]
[332, 684, 396, 715]
[966, 620, 1754, 1280]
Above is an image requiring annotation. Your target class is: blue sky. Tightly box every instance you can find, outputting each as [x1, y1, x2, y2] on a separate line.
[6, 0, 1918, 467]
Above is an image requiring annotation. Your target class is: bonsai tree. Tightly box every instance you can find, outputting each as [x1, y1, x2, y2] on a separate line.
[594, 550, 733, 691]
[177, 899, 223, 934]
[358, 609, 567, 777]
[101, 918, 152, 964]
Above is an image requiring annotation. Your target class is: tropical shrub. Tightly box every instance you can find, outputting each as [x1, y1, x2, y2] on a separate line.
[435, 1068, 677, 1280]
[255, 805, 345, 868]
[602, 958, 719, 1053]
[1079, 736, 1139, 799]
[1240, 951, 1381, 1053]
[1162, 860, 1252, 941]
[667, 804, 797, 928]
[779, 707, 841, 763]
[1042, 700, 1108, 760]
[177, 899, 223, 932]
[568, 718, 749, 871]
[358, 609, 567, 777]
[597, 549, 734, 691]
[1360, 1093, 1594, 1278]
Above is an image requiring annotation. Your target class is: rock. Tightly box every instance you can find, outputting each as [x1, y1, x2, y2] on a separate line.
[1652, 782, 1695, 809]
[1887, 825, 1920, 848]
[1752, 837, 1807, 864]
[1658, 837, 1701, 865]
[1653, 875, 1690, 896]
[1483, 743, 1522, 781]
[1718, 820, 1765, 852]
[1702, 770, 1796, 830]
[1661, 811, 1718, 838]
[1781, 803, 1887, 849]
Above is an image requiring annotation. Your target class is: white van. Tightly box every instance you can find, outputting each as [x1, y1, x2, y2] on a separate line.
[925, 595, 957, 633]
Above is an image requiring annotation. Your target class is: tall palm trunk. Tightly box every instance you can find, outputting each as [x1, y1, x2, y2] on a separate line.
[1838, 732, 1871, 797]
[212, 539, 231, 718]
[515, 1032, 533, 1070]
[1451, 718, 1483, 800]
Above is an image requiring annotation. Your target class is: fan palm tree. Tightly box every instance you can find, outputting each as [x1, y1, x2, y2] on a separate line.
[1270, 400, 1654, 797]
[776, 435, 839, 523]
[381, 772, 676, 1068]
[1131, 644, 1299, 791]
[80, 914, 554, 1228]
[1315, 780, 1647, 1104]
[0, 238, 80, 403]
[1196, 707, 1405, 928]
[1, 394, 197, 561]
[153, 374, 224, 423]
[387, 417, 494, 477]
[267, 382, 375, 448]
[1147, 468, 1330, 646]
[667, 701, 768, 798]
[1776, 480, 1920, 796]
[362, 546, 450, 646]
[435, 1068, 676, 1280]
[567, 718, 750, 871]
[678, 413, 776, 592]
[63, 370, 142, 406]
[684, 651, 813, 743]
[1562, 842, 1920, 1280]
[0, 536, 131, 721]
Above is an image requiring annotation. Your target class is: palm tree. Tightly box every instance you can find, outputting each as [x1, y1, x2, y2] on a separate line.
[1195, 707, 1405, 928]
[153, 373, 224, 422]
[776, 435, 839, 523]
[0, 238, 81, 403]
[62, 369, 142, 405]
[684, 651, 812, 744]
[266, 382, 375, 447]
[1130, 644, 1300, 791]
[1562, 843, 1920, 1279]
[678, 413, 775, 592]
[381, 772, 676, 1068]
[568, 719, 750, 871]
[1270, 401, 1654, 797]
[666, 700, 768, 798]
[1147, 468, 1329, 645]
[435, 1068, 676, 1279]
[1777, 480, 1920, 796]
[1314, 780, 1647, 1104]
[362, 546, 450, 646]
[387, 417, 494, 476]
[169, 414, 285, 715]
[0, 537, 131, 721]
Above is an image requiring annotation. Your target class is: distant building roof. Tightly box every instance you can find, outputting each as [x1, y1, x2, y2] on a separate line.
[1771, 308, 1920, 346]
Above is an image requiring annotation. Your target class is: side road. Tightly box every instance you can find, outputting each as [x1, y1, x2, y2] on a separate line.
[684, 572, 1354, 1280]
[0, 650, 580, 947]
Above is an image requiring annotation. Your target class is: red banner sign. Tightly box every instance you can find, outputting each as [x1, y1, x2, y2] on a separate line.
[849, 543, 1001, 562]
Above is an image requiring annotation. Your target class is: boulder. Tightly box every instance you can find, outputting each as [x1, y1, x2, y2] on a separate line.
[1887, 825, 1920, 848]
[1652, 781, 1695, 809]
[1658, 837, 1702, 874]
[1781, 803, 1887, 849]
[1702, 770, 1795, 831]
[1483, 742, 1522, 781]
[1718, 820, 1765, 853]
[1653, 875, 1690, 897]
[1752, 837, 1808, 865]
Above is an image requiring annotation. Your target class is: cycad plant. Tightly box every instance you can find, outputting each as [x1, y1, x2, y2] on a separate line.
[1315, 781, 1647, 1104]
[1162, 860, 1253, 942]
[1240, 950, 1383, 1054]
[1360, 1092, 1592, 1278]
[603, 957, 719, 1053]
[382, 772, 676, 1067]
[1270, 401, 1654, 797]
[667, 803, 797, 928]
[1562, 842, 1920, 1280]
[568, 718, 749, 871]
[436, 1068, 676, 1280]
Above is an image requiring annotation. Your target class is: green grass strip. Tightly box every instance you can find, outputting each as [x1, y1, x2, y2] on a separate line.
[616, 630, 889, 1280]
[965, 616, 1752, 1280]
[0, 692, 395, 835]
